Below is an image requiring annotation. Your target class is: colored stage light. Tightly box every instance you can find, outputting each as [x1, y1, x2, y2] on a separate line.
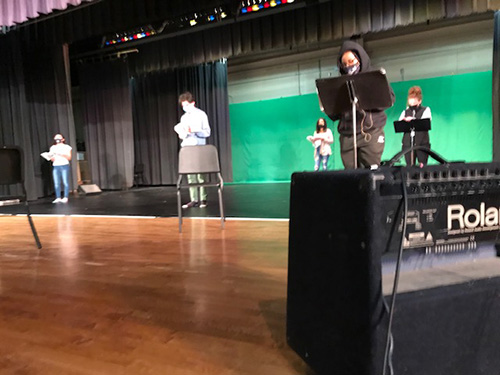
[252, 4, 259, 11]
[190, 19, 197, 26]
[221, 12, 227, 18]
[264, 2, 270, 8]
[241, 8, 247, 13]
[270, 1, 277, 7]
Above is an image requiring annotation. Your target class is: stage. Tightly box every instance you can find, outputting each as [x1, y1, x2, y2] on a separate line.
[0, 183, 291, 219]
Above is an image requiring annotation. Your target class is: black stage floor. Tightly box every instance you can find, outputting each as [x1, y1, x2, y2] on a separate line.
[0, 183, 291, 219]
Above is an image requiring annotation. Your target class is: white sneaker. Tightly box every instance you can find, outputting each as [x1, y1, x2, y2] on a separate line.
[61, 197, 68, 203]
[52, 198, 62, 203]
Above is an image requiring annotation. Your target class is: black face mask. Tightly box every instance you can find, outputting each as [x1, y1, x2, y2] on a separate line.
[409, 105, 420, 111]
[345, 63, 360, 75]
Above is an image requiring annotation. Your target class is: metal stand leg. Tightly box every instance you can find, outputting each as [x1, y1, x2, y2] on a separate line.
[410, 129, 416, 166]
[177, 188, 183, 233]
[23, 185, 42, 249]
[347, 80, 359, 169]
[218, 187, 225, 229]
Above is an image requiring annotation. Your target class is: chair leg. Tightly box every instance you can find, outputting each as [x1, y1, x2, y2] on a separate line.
[218, 187, 225, 229]
[177, 189, 182, 233]
[25, 201, 42, 249]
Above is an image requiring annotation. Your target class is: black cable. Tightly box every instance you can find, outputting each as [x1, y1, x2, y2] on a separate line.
[382, 169, 408, 375]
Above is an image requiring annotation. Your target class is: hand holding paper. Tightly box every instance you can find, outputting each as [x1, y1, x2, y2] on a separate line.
[40, 152, 54, 161]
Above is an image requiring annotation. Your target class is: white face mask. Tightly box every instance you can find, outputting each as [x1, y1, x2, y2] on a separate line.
[54, 138, 63, 143]
[182, 103, 194, 113]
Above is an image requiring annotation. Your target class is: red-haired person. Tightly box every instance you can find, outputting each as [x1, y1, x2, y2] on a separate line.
[399, 86, 432, 167]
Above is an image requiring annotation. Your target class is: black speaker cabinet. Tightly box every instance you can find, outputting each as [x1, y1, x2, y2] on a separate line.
[287, 165, 500, 375]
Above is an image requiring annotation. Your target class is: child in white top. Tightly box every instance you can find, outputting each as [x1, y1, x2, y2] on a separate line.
[49, 134, 72, 203]
[307, 118, 334, 171]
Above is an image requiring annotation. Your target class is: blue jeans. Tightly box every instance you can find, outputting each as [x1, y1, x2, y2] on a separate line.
[314, 148, 330, 171]
[52, 164, 70, 198]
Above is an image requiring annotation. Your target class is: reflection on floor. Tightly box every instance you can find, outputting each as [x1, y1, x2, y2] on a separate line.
[0, 216, 310, 375]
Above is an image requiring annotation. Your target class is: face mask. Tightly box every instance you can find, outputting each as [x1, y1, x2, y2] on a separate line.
[54, 139, 62, 143]
[345, 63, 360, 75]
[182, 103, 194, 113]
[409, 105, 419, 111]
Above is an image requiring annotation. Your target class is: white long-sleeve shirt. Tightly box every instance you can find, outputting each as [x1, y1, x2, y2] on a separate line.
[175, 107, 211, 147]
[399, 106, 432, 121]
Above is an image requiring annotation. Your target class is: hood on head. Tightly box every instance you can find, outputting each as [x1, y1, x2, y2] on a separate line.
[337, 40, 371, 75]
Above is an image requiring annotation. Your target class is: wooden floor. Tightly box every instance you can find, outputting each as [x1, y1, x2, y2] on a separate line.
[0, 216, 310, 375]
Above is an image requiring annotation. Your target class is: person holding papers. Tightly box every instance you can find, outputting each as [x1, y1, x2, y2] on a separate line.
[48, 134, 72, 203]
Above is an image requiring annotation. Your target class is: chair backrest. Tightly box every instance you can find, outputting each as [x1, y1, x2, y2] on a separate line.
[178, 145, 221, 174]
[0, 146, 23, 185]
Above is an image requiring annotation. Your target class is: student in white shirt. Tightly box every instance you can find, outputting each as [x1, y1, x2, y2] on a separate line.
[49, 134, 72, 203]
[174, 92, 211, 209]
[399, 86, 432, 167]
[306, 118, 334, 171]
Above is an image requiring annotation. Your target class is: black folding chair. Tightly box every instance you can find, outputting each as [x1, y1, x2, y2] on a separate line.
[0, 146, 42, 249]
[176, 145, 225, 233]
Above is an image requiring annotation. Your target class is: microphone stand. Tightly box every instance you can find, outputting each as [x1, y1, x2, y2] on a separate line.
[347, 80, 359, 169]
[410, 128, 416, 166]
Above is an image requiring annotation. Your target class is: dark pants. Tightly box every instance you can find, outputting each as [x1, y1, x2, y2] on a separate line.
[402, 131, 430, 166]
[340, 127, 385, 169]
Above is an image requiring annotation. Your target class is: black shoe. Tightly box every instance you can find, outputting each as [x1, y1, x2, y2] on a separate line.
[182, 201, 199, 209]
[199, 200, 207, 208]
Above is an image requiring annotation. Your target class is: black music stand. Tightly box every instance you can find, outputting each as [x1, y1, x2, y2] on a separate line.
[316, 69, 394, 169]
[393, 118, 431, 166]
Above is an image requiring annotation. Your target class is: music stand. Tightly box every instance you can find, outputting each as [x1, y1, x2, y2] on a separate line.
[316, 69, 394, 169]
[393, 118, 431, 165]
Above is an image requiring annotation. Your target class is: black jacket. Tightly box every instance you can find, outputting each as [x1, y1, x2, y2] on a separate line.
[335, 41, 395, 136]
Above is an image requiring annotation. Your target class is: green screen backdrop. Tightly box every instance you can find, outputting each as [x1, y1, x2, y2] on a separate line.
[229, 71, 493, 183]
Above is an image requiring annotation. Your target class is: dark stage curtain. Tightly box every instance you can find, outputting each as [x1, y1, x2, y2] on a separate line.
[12, 0, 496, 48]
[0, 34, 77, 200]
[23, 43, 78, 198]
[79, 60, 134, 190]
[131, 61, 232, 185]
[0, 34, 36, 199]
